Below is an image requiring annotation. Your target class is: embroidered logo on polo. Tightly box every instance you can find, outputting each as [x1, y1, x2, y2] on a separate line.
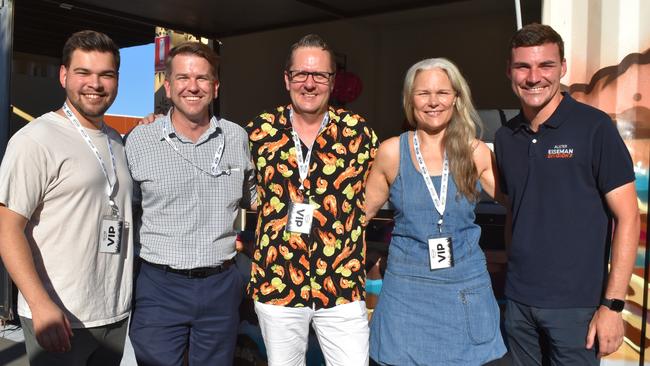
[546, 144, 574, 159]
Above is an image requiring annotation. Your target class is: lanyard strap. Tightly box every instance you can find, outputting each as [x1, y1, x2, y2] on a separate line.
[413, 132, 449, 231]
[161, 113, 226, 177]
[290, 109, 329, 191]
[62, 103, 119, 213]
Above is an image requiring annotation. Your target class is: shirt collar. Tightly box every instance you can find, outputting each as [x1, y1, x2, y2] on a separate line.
[160, 107, 220, 143]
[512, 92, 575, 134]
[277, 104, 340, 130]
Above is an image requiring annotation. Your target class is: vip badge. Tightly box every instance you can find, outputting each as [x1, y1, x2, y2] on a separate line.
[286, 202, 314, 235]
[428, 237, 454, 270]
[99, 215, 123, 254]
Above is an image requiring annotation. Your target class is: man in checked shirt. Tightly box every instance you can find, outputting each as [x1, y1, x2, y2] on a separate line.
[125, 42, 256, 366]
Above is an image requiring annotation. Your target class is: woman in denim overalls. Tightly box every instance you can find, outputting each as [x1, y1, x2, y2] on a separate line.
[365, 58, 506, 365]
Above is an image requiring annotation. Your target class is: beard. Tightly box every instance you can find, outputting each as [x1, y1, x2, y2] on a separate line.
[68, 94, 114, 120]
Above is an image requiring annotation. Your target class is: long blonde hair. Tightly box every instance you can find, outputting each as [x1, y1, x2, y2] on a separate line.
[403, 58, 483, 201]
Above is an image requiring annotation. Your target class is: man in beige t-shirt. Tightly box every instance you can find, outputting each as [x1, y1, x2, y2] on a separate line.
[0, 30, 133, 366]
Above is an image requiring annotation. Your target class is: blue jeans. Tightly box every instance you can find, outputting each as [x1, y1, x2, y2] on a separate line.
[505, 299, 599, 366]
[129, 261, 243, 366]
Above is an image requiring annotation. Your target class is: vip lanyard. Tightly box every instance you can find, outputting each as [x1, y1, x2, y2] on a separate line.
[290, 109, 329, 191]
[413, 132, 449, 232]
[161, 116, 227, 177]
[62, 103, 119, 214]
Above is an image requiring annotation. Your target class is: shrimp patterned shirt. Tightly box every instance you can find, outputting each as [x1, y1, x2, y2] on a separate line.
[246, 105, 378, 308]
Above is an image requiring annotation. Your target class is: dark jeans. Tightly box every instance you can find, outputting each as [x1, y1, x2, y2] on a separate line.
[21, 316, 127, 366]
[129, 261, 243, 366]
[504, 299, 599, 366]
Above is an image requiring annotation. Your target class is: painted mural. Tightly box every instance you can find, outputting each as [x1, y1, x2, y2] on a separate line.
[547, 0, 650, 364]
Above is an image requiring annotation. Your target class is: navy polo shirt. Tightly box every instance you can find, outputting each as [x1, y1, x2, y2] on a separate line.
[494, 93, 634, 308]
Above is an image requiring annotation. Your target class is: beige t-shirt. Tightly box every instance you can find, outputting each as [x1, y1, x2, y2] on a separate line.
[0, 112, 133, 328]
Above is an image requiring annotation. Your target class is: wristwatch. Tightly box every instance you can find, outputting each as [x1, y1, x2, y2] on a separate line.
[600, 298, 625, 312]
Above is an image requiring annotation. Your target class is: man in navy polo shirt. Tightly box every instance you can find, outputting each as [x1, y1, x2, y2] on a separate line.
[495, 23, 640, 365]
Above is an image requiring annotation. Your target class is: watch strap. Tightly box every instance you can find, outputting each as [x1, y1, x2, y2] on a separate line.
[600, 298, 625, 312]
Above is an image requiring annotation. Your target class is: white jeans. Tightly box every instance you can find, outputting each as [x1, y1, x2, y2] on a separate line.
[254, 301, 369, 366]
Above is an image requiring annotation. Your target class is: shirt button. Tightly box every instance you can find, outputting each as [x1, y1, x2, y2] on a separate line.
[532, 139, 537, 143]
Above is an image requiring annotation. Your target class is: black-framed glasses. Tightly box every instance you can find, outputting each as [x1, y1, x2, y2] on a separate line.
[286, 70, 335, 84]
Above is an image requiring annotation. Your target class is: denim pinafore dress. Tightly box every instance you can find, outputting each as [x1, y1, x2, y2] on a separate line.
[369, 132, 506, 365]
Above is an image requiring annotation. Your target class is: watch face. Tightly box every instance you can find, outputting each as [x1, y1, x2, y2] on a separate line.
[611, 299, 625, 312]
[602, 298, 625, 312]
